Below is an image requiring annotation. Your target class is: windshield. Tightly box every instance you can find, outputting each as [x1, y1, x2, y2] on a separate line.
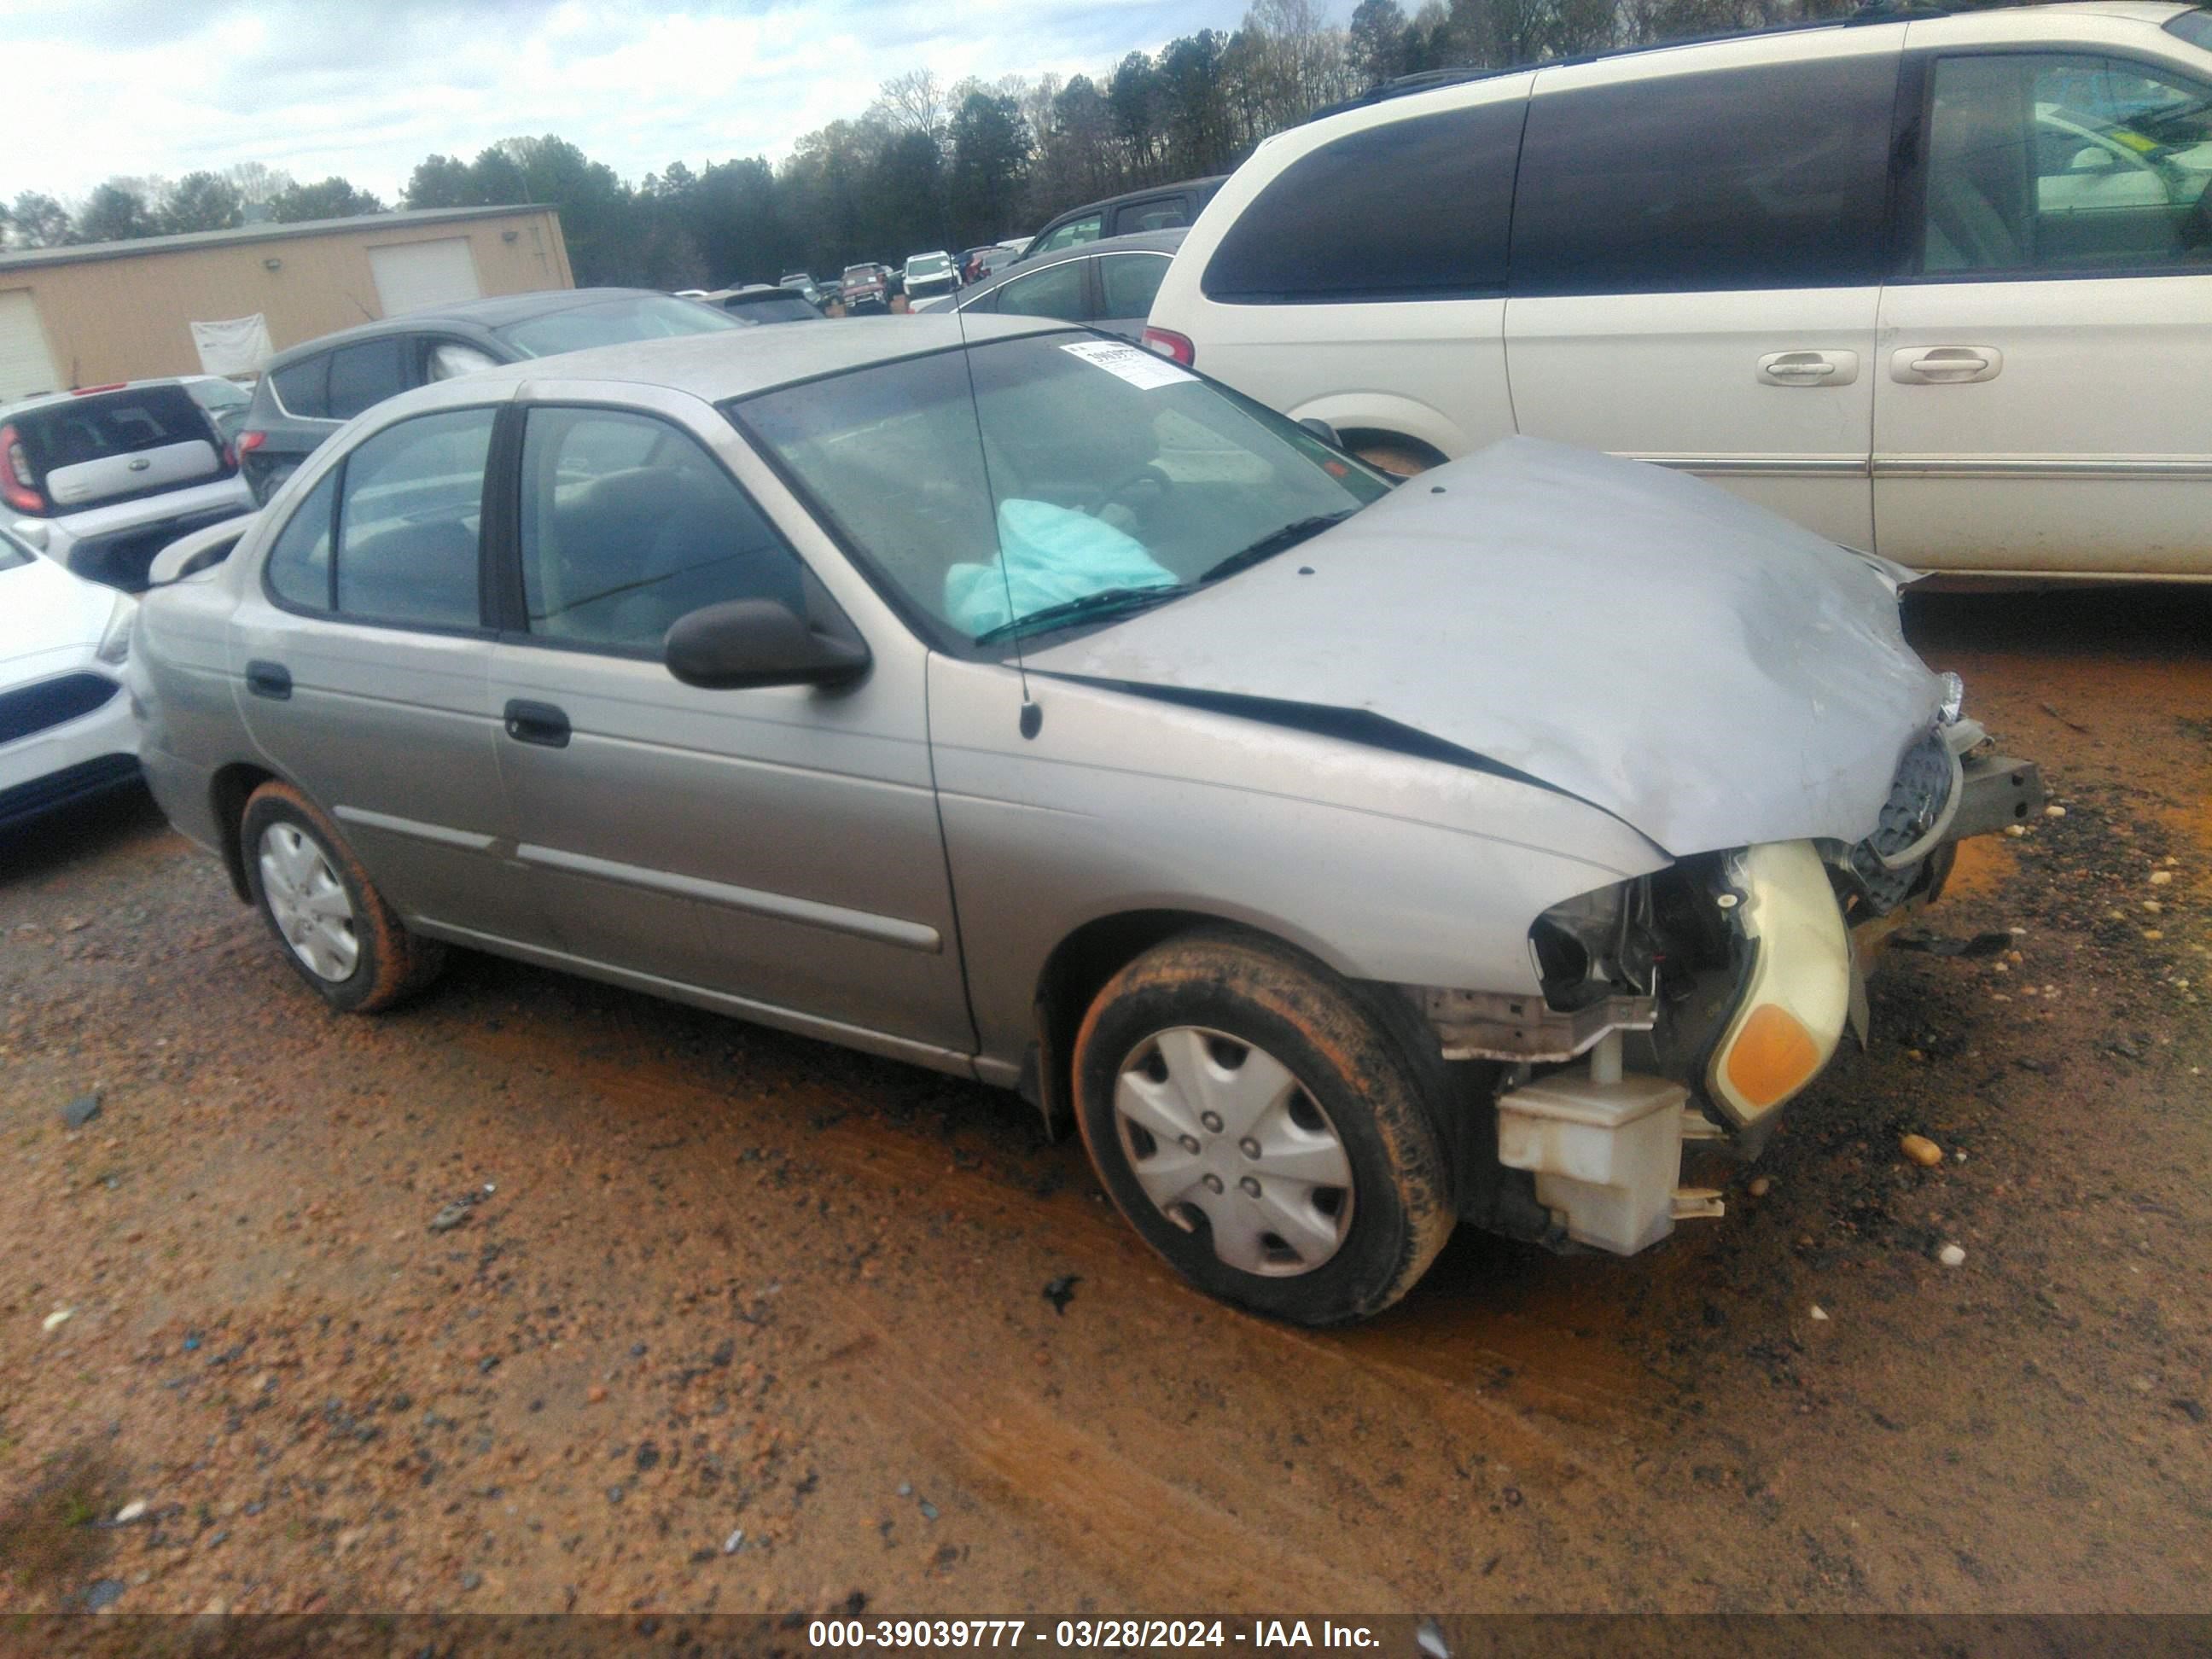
[842, 265, 880, 282]
[732, 333, 1389, 649]
[908, 256, 950, 276]
[494, 295, 738, 358]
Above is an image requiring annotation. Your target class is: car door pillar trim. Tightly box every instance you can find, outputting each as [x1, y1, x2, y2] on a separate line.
[334, 805, 498, 851]
[515, 841, 943, 952]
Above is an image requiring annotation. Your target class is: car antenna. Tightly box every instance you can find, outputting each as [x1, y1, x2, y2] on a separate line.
[948, 280, 1042, 739]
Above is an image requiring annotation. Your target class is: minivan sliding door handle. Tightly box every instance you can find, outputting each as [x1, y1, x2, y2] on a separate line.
[503, 699, 571, 748]
[1757, 350, 1858, 387]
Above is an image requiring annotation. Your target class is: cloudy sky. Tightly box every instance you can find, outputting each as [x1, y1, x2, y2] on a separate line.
[13, 0, 1250, 204]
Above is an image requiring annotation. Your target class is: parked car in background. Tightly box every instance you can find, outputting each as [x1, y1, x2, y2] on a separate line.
[236, 288, 742, 504]
[1, 522, 140, 827]
[183, 375, 253, 446]
[961, 245, 1020, 284]
[1147, 3, 2212, 577]
[130, 313, 2037, 1325]
[703, 284, 827, 323]
[903, 252, 959, 302]
[777, 273, 826, 306]
[1, 380, 253, 591]
[1018, 176, 1225, 263]
[840, 263, 893, 312]
[917, 230, 1185, 341]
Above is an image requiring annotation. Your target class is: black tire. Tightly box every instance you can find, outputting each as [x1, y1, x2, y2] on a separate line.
[240, 780, 445, 1013]
[1073, 928, 1455, 1325]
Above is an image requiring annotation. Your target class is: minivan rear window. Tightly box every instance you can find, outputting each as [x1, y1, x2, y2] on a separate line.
[1511, 55, 1898, 296]
[1201, 100, 1525, 303]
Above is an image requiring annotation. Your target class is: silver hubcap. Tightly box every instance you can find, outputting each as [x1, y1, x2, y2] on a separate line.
[1113, 1026, 1354, 1278]
[258, 823, 359, 982]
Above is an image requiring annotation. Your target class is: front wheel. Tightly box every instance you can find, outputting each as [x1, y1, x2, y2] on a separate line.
[241, 781, 445, 1013]
[1073, 930, 1455, 1325]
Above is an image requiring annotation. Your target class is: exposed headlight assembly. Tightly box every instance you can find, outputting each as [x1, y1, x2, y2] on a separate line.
[1705, 841, 1852, 1126]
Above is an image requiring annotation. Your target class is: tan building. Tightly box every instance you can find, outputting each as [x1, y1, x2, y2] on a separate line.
[0, 205, 573, 400]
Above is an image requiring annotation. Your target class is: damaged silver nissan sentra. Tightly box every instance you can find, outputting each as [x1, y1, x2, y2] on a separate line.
[128, 315, 2042, 1324]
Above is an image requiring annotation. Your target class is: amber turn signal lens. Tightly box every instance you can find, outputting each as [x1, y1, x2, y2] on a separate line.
[1723, 1003, 1821, 1111]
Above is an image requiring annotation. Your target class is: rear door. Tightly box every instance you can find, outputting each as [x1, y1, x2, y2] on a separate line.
[229, 399, 541, 940]
[1503, 33, 1906, 550]
[1873, 22, 2212, 574]
[483, 387, 975, 1061]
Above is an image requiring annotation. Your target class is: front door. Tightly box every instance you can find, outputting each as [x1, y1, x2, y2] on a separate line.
[1873, 37, 2212, 574]
[483, 390, 975, 1062]
[1502, 40, 1904, 550]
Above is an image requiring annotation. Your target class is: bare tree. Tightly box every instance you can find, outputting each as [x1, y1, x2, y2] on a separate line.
[870, 68, 947, 143]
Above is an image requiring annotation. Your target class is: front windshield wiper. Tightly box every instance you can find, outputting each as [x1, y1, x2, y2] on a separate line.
[1196, 511, 1358, 586]
[973, 583, 1187, 646]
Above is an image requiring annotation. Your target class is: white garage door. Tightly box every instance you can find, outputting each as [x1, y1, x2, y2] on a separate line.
[0, 289, 61, 402]
[369, 238, 481, 317]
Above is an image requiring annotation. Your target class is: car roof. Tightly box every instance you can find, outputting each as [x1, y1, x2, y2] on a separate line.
[1324, 3, 2197, 114]
[1045, 176, 1228, 222]
[258, 288, 697, 369]
[423, 312, 1074, 406]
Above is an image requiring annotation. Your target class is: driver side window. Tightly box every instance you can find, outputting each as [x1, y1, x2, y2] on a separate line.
[1922, 53, 2212, 275]
[518, 408, 809, 652]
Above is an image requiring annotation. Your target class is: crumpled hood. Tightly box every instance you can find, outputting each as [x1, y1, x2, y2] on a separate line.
[1027, 437, 1943, 856]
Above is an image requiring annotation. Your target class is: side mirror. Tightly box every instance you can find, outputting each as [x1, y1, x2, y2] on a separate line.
[1299, 417, 1345, 451]
[665, 600, 870, 691]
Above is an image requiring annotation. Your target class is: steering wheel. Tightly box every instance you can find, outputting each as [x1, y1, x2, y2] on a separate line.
[1081, 461, 1172, 520]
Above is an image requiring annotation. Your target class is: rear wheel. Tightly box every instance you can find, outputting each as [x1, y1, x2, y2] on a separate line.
[240, 781, 444, 1013]
[1073, 930, 1454, 1324]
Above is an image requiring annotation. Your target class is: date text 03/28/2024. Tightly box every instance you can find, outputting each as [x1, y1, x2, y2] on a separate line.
[806, 1619, 1385, 1650]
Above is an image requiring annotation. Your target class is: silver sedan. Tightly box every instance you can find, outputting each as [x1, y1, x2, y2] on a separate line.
[129, 315, 2040, 1324]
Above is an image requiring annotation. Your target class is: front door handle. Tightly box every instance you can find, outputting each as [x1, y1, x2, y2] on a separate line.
[1758, 350, 1859, 387]
[1891, 346, 2003, 385]
[244, 660, 291, 701]
[503, 699, 571, 748]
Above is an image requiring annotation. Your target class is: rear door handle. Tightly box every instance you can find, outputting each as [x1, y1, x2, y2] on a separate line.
[503, 699, 571, 748]
[1891, 346, 2003, 385]
[1758, 350, 1859, 387]
[244, 660, 291, 701]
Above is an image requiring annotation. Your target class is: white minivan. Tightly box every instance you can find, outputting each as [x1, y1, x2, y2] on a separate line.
[1145, 3, 2212, 579]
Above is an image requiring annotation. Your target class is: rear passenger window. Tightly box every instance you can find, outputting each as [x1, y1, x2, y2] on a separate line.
[1202, 100, 1524, 302]
[1511, 56, 1898, 295]
[326, 339, 410, 421]
[271, 355, 330, 420]
[518, 408, 807, 652]
[992, 261, 1090, 321]
[264, 471, 337, 613]
[1099, 253, 1172, 317]
[332, 409, 494, 629]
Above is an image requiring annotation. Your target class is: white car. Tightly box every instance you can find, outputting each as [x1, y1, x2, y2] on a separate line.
[902, 251, 958, 302]
[3, 379, 254, 591]
[0, 524, 139, 830]
[1145, 1, 2212, 579]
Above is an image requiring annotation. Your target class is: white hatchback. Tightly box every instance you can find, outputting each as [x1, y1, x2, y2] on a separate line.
[1145, 2, 2212, 579]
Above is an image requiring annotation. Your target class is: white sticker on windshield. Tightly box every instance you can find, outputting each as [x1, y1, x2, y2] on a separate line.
[1060, 339, 1196, 389]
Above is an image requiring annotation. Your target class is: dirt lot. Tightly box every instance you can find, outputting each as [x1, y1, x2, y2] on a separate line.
[0, 588, 2206, 1620]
